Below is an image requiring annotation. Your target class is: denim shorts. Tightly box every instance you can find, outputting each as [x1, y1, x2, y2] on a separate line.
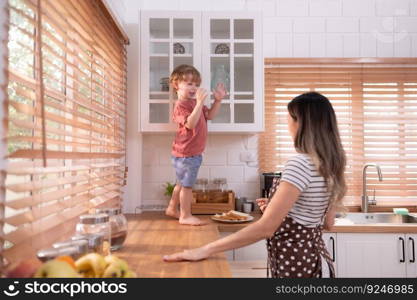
[171, 155, 202, 188]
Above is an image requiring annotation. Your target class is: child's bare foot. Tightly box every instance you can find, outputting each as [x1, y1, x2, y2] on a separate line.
[165, 206, 180, 219]
[179, 216, 206, 226]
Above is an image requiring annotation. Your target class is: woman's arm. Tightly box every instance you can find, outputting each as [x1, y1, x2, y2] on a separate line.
[163, 181, 301, 262]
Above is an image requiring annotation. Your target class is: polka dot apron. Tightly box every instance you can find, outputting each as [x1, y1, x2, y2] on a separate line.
[266, 216, 335, 278]
[265, 176, 335, 278]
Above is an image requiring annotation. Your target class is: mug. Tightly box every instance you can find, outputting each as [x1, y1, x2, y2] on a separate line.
[243, 202, 253, 214]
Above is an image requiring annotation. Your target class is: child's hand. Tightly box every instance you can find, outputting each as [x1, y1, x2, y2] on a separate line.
[212, 83, 227, 102]
[255, 198, 269, 213]
[196, 88, 208, 104]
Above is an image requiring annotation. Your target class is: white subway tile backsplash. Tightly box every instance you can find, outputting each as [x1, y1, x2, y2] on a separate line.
[196, 166, 210, 179]
[327, 17, 359, 32]
[376, 33, 395, 56]
[209, 0, 246, 11]
[360, 33, 377, 56]
[376, 0, 409, 17]
[229, 182, 260, 200]
[264, 17, 293, 33]
[412, 34, 417, 57]
[142, 182, 170, 201]
[394, 34, 412, 57]
[310, 0, 342, 16]
[143, 166, 176, 183]
[261, 0, 277, 17]
[343, 34, 360, 57]
[293, 34, 310, 56]
[395, 17, 417, 33]
[245, 134, 259, 150]
[276, 33, 293, 56]
[326, 34, 344, 56]
[263, 33, 277, 57]
[227, 150, 246, 166]
[277, 0, 309, 17]
[210, 166, 244, 183]
[360, 17, 395, 33]
[294, 18, 325, 33]
[244, 166, 260, 183]
[342, 0, 375, 16]
[202, 148, 228, 165]
[141, 0, 180, 10]
[143, 149, 159, 166]
[310, 33, 326, 57]
[412, 1, 417, 16]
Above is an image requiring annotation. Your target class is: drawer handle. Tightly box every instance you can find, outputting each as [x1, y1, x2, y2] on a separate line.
[410, 237, 415, 263]
[399, 237, 405, 263]
[329, 236, 336, 262]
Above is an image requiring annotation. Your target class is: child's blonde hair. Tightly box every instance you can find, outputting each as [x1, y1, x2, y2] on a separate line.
[169, 64, 201, 91]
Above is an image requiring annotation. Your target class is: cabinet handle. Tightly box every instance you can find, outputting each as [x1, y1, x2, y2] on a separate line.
[409, 237, 415, 263]
[329, 236, 335, 262]
[399, 237, 405, 263]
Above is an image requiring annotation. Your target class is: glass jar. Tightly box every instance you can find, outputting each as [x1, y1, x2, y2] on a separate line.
[96, 208, 128, 251]
[76, 214, 111, 255]
[71, 233, 105, 255]
[219, 178, 228, 192]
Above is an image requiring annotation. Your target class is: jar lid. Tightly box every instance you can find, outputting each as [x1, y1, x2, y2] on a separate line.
[79, 213, 109, 224]
[37, 248, 60, 262]
[53, 239, 88, 253]
[95, 207, 122, 216]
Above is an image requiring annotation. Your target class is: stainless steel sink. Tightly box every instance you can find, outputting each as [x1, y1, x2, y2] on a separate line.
[338, 213, 417, 224]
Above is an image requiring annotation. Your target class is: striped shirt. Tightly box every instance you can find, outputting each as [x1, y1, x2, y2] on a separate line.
[281, 154, 330, 227]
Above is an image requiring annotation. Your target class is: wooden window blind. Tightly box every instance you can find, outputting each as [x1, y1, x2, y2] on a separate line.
[261, 58, 417, 207]
[2, 0, 128, 267]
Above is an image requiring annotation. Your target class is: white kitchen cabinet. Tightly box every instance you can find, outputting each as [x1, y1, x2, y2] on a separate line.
[322, 232, 337, 277]
[336, 233, 406, 278]
[406, 234, 417, 278]
[140, 11, 263, 132]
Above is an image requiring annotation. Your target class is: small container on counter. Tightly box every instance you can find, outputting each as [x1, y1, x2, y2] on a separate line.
[37, 246, 82, 262]
[71, 233, 107, 255]
[95, 207, 128, 251]
[52, 239, 89, 258]
[75, 214, 111, 255]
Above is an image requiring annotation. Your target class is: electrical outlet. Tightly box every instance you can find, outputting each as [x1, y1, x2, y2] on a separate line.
[240, 151, 256, 162]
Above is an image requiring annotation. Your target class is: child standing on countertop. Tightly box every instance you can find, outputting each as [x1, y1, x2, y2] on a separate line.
[164, 92, 347, 278]
[165, 64, 227, 225]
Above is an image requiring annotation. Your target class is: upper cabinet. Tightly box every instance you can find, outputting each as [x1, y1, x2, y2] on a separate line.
[140, 11, 263, 132]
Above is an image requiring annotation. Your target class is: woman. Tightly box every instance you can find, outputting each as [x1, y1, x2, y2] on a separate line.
[163, 92, 347, 278]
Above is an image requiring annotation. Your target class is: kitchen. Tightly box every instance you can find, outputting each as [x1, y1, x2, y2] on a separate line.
[1, 0, 417, 281]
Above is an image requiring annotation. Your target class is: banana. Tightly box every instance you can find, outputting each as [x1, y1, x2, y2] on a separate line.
[75, 253, 107, 278]
[123, 270, 137, 278]
[102, 255, 129, 278]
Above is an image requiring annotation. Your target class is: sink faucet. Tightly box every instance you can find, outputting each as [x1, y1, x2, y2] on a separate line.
[362, 163, 383, 213]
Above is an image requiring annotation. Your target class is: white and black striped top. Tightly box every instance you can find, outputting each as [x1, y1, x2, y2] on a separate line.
[281, 153, 330, 228]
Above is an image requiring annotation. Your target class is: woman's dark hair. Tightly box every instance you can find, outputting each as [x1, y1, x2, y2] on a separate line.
[288, 92, 347, 210]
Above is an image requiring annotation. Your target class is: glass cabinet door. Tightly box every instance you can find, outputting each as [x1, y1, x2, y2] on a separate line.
[141, 12, 201, 130]
[204, 15, 259, 130]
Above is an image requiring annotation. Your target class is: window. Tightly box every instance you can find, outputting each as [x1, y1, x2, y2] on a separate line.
[260, 58, 417, 207]
[1, 0, 128, 268]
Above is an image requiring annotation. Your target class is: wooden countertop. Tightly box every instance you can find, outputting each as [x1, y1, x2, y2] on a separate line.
[114, 211, 417, 278]
[114, 212, 231, 278]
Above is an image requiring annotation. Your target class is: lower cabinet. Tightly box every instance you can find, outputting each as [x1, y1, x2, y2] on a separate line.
[335, 233, 417, 278]
[219, 232, 267, 278]
[219, 232, 417, 278]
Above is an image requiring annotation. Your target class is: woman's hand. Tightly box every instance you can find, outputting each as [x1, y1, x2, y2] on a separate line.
[255, 198, 269, 213]
[163, 246, 210, 262]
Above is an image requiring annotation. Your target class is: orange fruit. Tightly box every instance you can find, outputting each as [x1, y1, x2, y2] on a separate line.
[56, 255, 76, 269]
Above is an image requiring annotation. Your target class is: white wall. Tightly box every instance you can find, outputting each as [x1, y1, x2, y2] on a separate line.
[111, 0, 417, 211]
